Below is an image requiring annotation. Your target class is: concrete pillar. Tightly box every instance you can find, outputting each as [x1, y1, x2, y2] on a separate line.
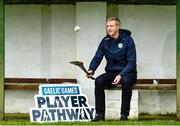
[107, 3, 119, 18]
[41, 5, 51, 77]
[177, 0, 180, 120]
[0, 0, 4, 120]
[76, 2, 106, 104]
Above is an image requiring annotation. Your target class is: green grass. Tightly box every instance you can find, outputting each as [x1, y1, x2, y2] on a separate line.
[0, 113, 180, 125]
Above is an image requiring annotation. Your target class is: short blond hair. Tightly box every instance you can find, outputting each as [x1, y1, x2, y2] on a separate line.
[106, 17, 121, 26]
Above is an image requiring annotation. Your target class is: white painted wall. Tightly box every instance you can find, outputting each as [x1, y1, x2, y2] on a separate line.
[5, 5, 176, 79]
[118, 5, 176, 79]
[5, 5, 76, 78]
[50, 5, 76, 78]
[5, 5, 42, 77]
[5, 4, 176, 115]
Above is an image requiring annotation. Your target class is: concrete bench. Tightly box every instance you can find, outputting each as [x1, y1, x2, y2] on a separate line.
[4, 78, 176, 118]
[105, 79, 176, 120]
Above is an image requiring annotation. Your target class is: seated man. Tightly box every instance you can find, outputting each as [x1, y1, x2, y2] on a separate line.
[86, 17, 137, 121]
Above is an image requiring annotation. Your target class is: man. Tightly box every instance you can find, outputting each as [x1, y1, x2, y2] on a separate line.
[86, 17, 137, 121]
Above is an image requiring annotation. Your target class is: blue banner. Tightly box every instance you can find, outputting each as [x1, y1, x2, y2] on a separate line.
[41, 86, 80, 95]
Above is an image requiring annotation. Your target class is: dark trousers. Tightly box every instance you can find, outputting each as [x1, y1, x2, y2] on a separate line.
[95, 72, 137, 117]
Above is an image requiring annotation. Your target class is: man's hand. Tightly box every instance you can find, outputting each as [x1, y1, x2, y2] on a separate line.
[112, 75, 121, 85]
[86, 70, 94, 78]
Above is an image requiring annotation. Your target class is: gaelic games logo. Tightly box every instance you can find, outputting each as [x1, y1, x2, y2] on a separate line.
[29, 84, 95, 122]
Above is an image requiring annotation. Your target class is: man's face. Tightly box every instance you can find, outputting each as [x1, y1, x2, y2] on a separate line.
[106, 20, 120, 37]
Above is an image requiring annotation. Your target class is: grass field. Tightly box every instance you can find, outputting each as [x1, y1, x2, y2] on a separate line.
[0, 113, 180, 125]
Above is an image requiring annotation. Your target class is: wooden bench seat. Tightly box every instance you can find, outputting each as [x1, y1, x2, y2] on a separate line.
[106, 79, 176, 90]
[109, 83, 176, 90]
[4, 78, 176, 90]
[4, 78, 77, 90]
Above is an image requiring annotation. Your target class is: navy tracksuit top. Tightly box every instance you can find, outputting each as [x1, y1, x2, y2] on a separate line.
[89, 29, 137, 76]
